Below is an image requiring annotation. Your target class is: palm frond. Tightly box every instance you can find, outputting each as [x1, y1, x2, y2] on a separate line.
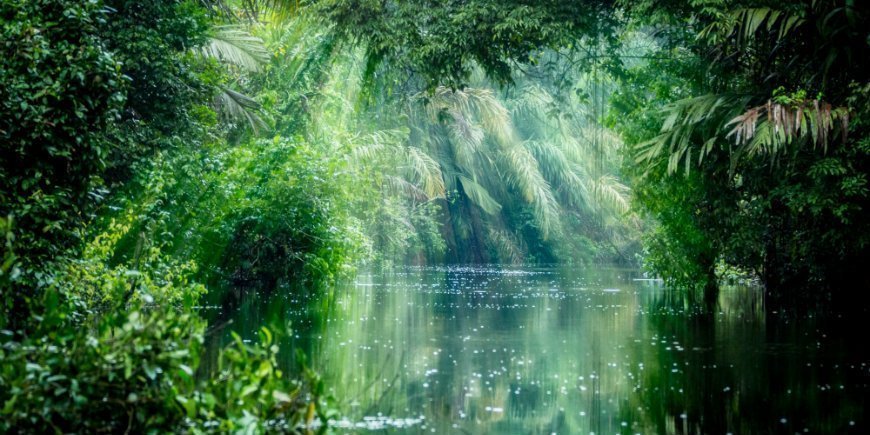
[382, 175, 429, 202]
[445, 108, 485, 171]
[406, 147, 446, 199]
[726, 99, 849, 172]
[510, 83, 556, 117]
[457, 175, 502, 215]
[699, 7, 806, 44]
[422, 86, 517, 148]
[634, 94, 750, 175]
[351, 129, 407, 161]
[587, 175, 631, 215]
[214, 86, 269, 133]
[525, 140, 590, 209]
[503, 146, 561, 238]
[201, 25, 270, 72]
[727, 99, 848, 148]
[486, 228, 525, 265]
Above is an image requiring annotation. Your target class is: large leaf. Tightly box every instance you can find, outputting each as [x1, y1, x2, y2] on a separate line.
[458, 175, 502, 215]
[214, 87, 269, 133]
[201, 26, 270, 72]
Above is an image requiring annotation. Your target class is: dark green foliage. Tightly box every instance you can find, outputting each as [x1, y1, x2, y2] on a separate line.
[0, 298, 324, 433]
[615, 0, 870, 309]
[0, 0, 125, 269]
[313, 0, 616, 87]
[98, 0, 220, 185]
[1, 0, 341, 431]
[109, 136, 358, 294]
[0, 0, 216, 291]
[100, 0, 210, 129]
[1, 301, 206, 432]
[214, 139, 353, 291]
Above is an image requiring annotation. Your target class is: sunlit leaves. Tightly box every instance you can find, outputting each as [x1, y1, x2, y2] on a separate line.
[214, 87, 269, 133]
[503, 145, 560, 238]
[588, 175, 631, 215]
[406, 147, 446, 199]
[201, 26, 271, 72]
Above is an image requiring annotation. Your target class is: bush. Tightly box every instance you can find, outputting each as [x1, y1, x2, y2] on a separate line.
[0, 0, 125, 269]
[0, 238, 329, 433]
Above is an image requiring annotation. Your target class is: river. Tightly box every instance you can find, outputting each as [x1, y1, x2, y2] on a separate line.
[205, 265, 868, 433]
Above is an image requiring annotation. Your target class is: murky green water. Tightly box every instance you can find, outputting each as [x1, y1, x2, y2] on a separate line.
[206, 266, 869, 433]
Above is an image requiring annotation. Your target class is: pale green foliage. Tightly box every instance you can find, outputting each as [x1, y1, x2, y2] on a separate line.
[406, 147, 447, 199]
[458, 175, 503, 215]
[502, 145, 560, 237]
[590, 175, 631, 215]
[242, 12, 638, 264]
[351, 130, 446, 200]
[415, 86, 566, 237]
[202, 25, 271, 72]
[215, 86, 270, 133]
[196, 25, 271, 133]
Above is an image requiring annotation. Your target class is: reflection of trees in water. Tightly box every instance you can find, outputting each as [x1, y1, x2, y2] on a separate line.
[314, 267, 649, 432]
[203, 267, 866, 432]
[199, 279, 333, 375]
[625, 286, 867, 433]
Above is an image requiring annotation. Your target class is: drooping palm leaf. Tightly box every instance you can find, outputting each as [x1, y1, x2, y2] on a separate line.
[503, 145, 561, 238]
[525, 140, 590, 209]
[406, 147, 446, 199]
[457, 175, 502, 215]
[634, 94, 750, 175]
[382, 175, 429, 202]
[486, 228, 526, 264]
[214, 86, 269, 133]
[201, 25, 271, 72]
[587, 175, 631, 215]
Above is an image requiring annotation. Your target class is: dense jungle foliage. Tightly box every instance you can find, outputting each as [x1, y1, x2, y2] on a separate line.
[1, 0, 867, 431]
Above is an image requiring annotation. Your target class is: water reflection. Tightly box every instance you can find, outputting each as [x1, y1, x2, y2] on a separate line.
[207, 266, 869, 433]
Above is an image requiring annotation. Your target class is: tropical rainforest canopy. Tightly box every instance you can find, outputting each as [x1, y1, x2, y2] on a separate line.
[1, 0, 868, 432]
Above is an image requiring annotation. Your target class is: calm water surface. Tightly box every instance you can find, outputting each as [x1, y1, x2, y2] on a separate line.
[206, 266, 869, 433]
